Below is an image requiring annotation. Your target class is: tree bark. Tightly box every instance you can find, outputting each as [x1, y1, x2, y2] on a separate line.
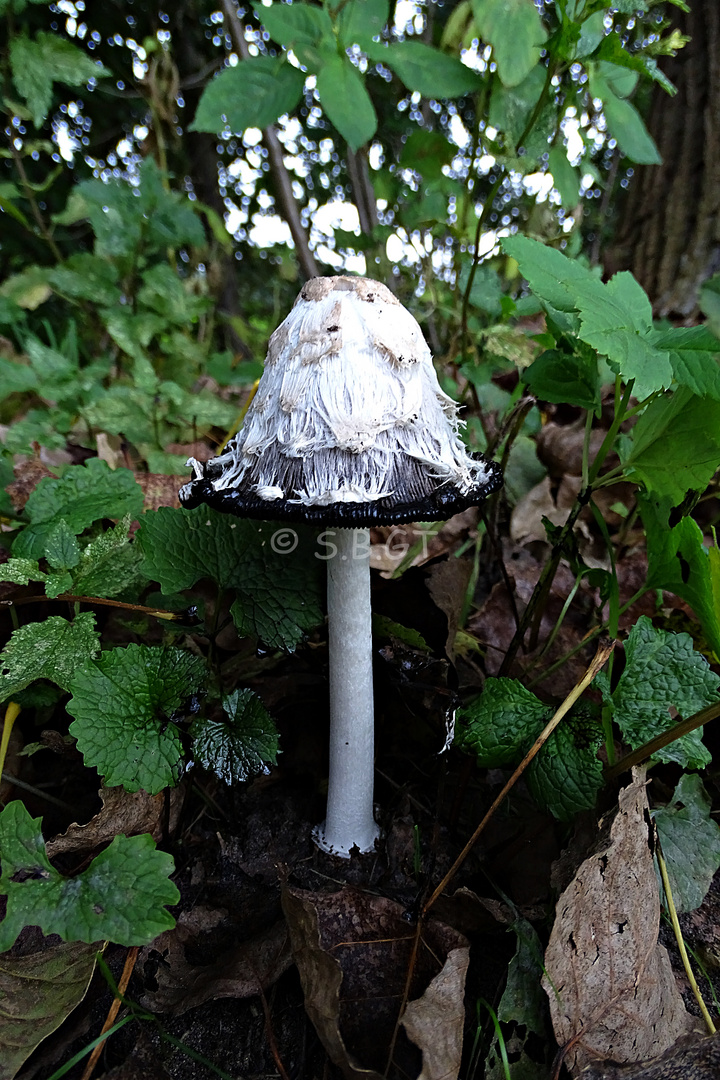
[603, 0, 720, 317]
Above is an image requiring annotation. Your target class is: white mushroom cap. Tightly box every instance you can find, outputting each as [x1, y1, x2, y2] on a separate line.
[180, 276, 501, 524]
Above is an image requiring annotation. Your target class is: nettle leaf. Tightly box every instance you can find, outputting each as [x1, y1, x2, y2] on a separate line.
[192, 689, 279, 785]
[378, 41, 482, 98]
[471, 0, 547, 87]
[597, 616, 717, 769]
[0, 558, 46, 586]
[0, 801, 178, 951]
[641, 492, 720, 660]
[654, 774, 720, 914]
[455, 677, 552, 766]
[649, 325, 720, 401]
[67, 645, 207, 794]
[0, 613, 99, 702]
[12, 459, 144, 561]
[71, 516, 142, 599]
[191, 56, 306, 134]
[137, 506, 324, 651]
[316, 57, 377, 151]
[526, 712, 604, 821]
[10, 31, 107, 125]
[622, 387, 720, 504]
[522, 348, 600, 410]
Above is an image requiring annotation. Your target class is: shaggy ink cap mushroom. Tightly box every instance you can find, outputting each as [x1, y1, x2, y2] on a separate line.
[179, 276, 501, 858]
[179, 275, 501, 523]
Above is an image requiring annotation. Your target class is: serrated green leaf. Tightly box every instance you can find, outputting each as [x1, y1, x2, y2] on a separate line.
[136, 506, 323, 651]
[0, 801, 178, 951]
[43, 519, 81, 571]
[596, 34, 676, 96]
[589, 70, 661, 165]
[316, 57, 377, 151]
[44, 570, 73, 600]
[0, 613, 99, 702]
[622, 387, 720, 503]
[10, 32, 106, 125]
[0, 939, 98, 1079]
[71, 516, 142, 599]
[379, 41, 482, 98]
[48, 254, 122, 307]
[548, 144, 580, 208]
[472, 0, 547, 87]
[526, 712, 604, 821]
[522, 349, 600, 410]
[255, 1, 333, 49]
[640, 492, 720, 660]
[192, 689, 279, 785]
[598, 616, 716, 768]
[12, 459, 144, 561]
[654, 774, 720, 914]
[191, 56, 306, 134]
[67, 645, 207, 793]
[501, 234, 596, 333]
[0, 558, 46, 586]
[338, 0, 389, 49]
[455, 677, 552, 766]
[649, 325, 720, 401]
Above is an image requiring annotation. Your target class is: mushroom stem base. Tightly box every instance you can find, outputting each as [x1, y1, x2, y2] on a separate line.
[316, 527, 380, 858]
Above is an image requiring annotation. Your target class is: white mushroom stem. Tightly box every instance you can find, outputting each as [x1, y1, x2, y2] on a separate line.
[314, 527, 380, 857]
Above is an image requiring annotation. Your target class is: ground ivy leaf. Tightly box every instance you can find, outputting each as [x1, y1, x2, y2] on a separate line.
[13, 459, 144, 561]
[526, 713, 604, 821]
[0, 557, 46, 586]
[455, 677, 551, 766]
[137, 506, 323, 651]
[0, 801, 178, 951]
[597, 616, 716, 769]
[67, 645, 207, 793]
[622, 387, 720, 504]
[192, 688, 279, 785]
[654, 774, 720, 914]
[0, 613, 99, 702]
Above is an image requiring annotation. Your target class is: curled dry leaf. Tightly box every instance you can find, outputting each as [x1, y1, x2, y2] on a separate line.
[543, 768, 692, 1075]
[282, 886, 469, 1080]
[46, 784, 183, 858]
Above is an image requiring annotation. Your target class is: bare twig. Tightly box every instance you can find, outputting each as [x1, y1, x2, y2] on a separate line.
[80, 947, 139, 1080]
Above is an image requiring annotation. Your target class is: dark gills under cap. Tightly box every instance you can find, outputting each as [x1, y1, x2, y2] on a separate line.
[180, 275, 502, 526]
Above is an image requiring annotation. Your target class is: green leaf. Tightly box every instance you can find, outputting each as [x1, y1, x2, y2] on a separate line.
[254, 1, 333, 49]
[0, 613, 99, 702]
[316, 57, 377, 151]
[597, 616, 716, 769]
[526, 711, 604, 821]
[589, 69, 662, 165]
[44, 570, 73, 600]
[338, 0, 389, 49]
[502, 233, 597, 332]
[596, 34, 676, 96]
[455, 677, 551, 767]
[522, 349, 600, 410]
[0, 801, 178, 951]
[548, 144, 580, 208]
[0, 266, 52, 310]
[699, 274, 720, 338]
[67, 645, 207, 793]
[12, 459, 144, 561]
[0, 558, 46, 586]
[136, 506, 324, 652]
[622, 387, 720, 504]
[47, 254, 122, 307]
[471, 0, 547, 87]
[0, 939, 98, 1079]
[191, 56, 306, 133]
[192, 689, 279, 785]
[654, 774, 720, 914]
[649, 325, 720, 401]
[378, 41, 482, 98]
[399, 129, 455, 181]
[485, 920, 549, 1080]
[43, 519, 81, 571]
[10, 31, 106, 125]
[640, 492, 720, 661]
[71, 516, 142, 600]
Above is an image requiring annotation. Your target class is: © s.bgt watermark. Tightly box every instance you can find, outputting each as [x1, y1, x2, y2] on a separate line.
[269, 527, 431, 563]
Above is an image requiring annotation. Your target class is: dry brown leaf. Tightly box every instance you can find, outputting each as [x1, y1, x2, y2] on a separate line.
[282, 886, 469, 1080]
[543, 769, 692, 1075]
[46, 785, 183, 858]
[580, 1031, 718, 1080]
[138, 908, 291, 1015]
[135, 473, 186, 511]
[400, 947, 469, 1080]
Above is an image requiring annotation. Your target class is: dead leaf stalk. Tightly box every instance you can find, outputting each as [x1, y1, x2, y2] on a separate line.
[81, 946, 139, 1080]
[605, 701, 720, 780]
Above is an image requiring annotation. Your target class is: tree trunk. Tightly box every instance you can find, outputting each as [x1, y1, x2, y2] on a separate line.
[603, 0, 720, 317]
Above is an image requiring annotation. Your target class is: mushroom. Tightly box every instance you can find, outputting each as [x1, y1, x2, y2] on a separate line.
[180, 276, 501, 857]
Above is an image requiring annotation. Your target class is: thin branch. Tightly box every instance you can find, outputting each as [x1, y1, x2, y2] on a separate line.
[220, 0, 319, 280]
